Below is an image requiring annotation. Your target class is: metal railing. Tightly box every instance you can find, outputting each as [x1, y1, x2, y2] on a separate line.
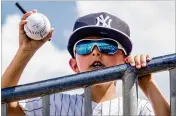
[1, 53, 176, 116]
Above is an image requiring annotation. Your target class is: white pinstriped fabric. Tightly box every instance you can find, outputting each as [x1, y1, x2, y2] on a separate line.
[19, 93, 154, 116]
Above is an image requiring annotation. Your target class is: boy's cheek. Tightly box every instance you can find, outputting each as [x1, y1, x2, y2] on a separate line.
[76, 63, 90, 72]
[76, 57, 91, 71]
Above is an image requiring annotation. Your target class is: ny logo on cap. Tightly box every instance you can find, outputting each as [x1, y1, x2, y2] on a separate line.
[95, 15, 112, 27]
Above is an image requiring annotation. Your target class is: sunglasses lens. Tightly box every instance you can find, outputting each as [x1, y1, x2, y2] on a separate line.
[76, 40, 92, 55]
[98, 39, 118, 54]
[75, 39, 118, 56]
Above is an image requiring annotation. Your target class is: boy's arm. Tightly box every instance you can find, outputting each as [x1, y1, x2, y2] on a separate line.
[1, 48, 34, 89]
[126, 54, 170, 116]
[1, 48, 34, 115]
[138, 74, 170, 116]
[1, 10, 54, 116]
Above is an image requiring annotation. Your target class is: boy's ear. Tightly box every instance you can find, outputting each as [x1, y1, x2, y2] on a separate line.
[69, 58, 80, 73]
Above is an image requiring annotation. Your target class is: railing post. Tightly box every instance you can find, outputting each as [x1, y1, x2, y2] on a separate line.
[84, 86, 92, 116]
[1, 102, 8, 116]
[169, 67, 176, 116]
[122, 70, 138, 116]
[42, 95, 50, 116]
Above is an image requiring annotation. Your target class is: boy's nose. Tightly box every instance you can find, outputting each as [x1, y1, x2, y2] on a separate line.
[91, 46, 102, 57]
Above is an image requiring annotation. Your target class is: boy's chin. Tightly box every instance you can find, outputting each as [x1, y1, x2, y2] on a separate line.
[90, 67, 106, 71]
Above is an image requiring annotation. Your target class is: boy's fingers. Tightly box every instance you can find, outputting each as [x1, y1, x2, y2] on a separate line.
[126, 56, 135, 66]
[21, 10, 37, 21]
[21, 11, 33, 20]
[42, 28, 54, 42]
[32, 9, 37, 13]
[19, 20, 27, 34]
[19, 10, 37, 34]
[140, 54, 146, 67]
[134, 55, 141, 69]
[146, 54, 151, 61]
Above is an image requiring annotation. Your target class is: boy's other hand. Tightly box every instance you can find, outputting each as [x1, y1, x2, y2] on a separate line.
[125, 54, 153, 88]
[125, 54, 151, 69]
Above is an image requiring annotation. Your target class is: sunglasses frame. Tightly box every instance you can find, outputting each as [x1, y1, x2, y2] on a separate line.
[73, 38, 127, 57]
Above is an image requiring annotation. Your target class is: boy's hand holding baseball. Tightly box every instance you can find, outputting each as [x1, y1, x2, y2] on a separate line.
[19, 10, 54, 54]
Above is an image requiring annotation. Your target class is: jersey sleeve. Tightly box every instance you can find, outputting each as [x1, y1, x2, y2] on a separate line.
[18, 93, 82, 116]
[18, 93, 63, 116]
[138, 98, 155, 116]
[19, 97, 42, 116]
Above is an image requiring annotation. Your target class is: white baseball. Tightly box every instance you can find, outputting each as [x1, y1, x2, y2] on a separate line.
[24, 13, 51, 40]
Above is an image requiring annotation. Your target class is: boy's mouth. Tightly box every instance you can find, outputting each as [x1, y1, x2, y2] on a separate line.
[90, 61, 105, 70]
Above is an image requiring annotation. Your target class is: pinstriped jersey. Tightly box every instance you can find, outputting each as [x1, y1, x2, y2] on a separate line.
[19, 93, 154, 116]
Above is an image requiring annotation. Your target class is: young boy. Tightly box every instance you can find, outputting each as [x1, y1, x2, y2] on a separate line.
[1, 11, 170, 116]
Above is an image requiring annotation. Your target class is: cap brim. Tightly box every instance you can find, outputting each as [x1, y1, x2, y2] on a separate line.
[68, 26, 132, 57]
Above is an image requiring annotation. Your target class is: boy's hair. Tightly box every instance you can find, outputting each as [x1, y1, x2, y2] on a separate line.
[67, 12, 133, 58]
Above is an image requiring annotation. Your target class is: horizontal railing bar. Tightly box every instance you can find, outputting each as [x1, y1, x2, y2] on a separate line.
[1, 53, 176, 102]
[136, 53, 176, 76]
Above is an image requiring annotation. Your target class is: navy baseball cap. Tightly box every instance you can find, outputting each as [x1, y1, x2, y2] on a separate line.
[67, 12, 132, 58]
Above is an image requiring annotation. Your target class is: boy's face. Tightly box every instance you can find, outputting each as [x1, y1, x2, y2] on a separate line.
[69, 36, 127, 73]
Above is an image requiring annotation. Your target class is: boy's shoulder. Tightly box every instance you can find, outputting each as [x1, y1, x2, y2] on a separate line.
[19, 93, 84, 115]
[19, 93, 84, 106]
[19, 94, 154, 115]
